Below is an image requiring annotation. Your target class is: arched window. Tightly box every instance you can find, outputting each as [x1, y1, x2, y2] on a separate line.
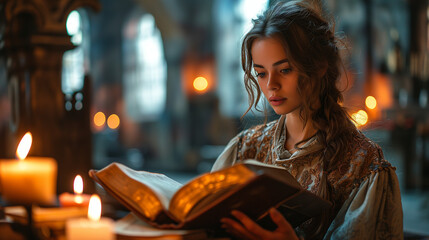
[123, 13, 167, 121]
[62, 9, 90, 111]
[215, 0, 269, 117]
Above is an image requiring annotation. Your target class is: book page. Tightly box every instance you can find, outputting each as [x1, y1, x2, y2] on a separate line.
[184, 160, 298, 219]
[177, 171, 305, 229]
[115, 213, 207, 239]
[119, 164, 183, 207]
[169, 164, 256, 221]
[241, 159, 301, 189]
[93, 163, 183, 221]
[170, 159, 307, 227]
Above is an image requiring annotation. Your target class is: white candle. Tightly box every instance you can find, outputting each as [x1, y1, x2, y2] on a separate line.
[0, 132, 57, 205]
[66, 194, 115, 240]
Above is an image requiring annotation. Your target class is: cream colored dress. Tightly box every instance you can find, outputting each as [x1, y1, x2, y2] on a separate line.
[212, 115, 403, 240]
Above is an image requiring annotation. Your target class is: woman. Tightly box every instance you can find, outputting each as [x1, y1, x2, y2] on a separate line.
[212, 1, 403, 239]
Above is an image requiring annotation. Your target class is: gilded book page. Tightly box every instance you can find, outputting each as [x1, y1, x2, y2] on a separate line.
[95, 163, 183, 221]
[118, 164, 183, 207]
[169, 164, 256, 221]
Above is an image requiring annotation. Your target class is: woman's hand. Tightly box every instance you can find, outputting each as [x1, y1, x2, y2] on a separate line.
[220, 208, 300, 240]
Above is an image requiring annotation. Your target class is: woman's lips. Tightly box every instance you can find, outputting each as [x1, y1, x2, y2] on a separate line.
[269, 97, 286, 106]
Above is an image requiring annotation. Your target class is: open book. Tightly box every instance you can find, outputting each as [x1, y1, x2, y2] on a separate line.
[89, 160, 331, 229]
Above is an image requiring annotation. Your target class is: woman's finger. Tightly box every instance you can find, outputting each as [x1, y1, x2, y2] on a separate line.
[269, 208, 300, 240]
[221, 217, 259, 240]
[269, 208, 294, 233]
[231, 210, 273, 238]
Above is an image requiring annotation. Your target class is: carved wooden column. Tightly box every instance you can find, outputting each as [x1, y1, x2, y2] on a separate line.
[0, 0, 100, 194]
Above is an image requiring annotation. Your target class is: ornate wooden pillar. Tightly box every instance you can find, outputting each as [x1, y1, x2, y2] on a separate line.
[0, 0, 100, 194]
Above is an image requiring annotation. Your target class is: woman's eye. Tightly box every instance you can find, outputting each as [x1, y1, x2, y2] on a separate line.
[255, 72, 266, 78]
[280, 68, 292, 74]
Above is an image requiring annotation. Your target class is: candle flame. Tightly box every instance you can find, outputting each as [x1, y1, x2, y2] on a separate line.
[73, 175, 83, 195]
[88, 194, 101, 221]
[16, 132, 32, 160]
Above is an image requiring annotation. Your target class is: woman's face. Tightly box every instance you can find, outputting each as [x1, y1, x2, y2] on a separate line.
[251, 37, 302, 116]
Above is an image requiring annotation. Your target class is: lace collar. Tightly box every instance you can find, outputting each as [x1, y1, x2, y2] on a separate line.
[272, 115, 323, 163]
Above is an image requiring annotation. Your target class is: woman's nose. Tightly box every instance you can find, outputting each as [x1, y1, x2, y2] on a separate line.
[267, 74, 280, 90]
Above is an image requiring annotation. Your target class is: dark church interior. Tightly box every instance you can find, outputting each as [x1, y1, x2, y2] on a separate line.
[0, 0, 429, 239]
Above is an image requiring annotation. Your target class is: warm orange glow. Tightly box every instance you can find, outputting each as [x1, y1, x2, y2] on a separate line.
[365, 96, 377, 109]
[16, 132, 32, 160]
[193, 77, 208, 92]
[351, 110, 368, 127]
[88, 194, 101, 221]
[94, 112, 106, 127]
[74, 195, 83, 204]
[107, 114, 120, 129]
[369, 72, 393, 110]
[182, 57, 216, 96]
[73, 175, 83, 195]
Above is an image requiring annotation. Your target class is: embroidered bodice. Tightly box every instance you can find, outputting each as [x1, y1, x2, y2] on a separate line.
[212, 115, 403, 239]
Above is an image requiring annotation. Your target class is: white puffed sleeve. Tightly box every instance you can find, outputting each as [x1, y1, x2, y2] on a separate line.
[324, 167, 403, 240]
[211, 136, 239, 172]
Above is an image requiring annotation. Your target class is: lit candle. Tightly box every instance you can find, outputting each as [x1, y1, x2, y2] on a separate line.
[59, 175, 90, 208]
[0, 132, 57, 205]
[66, 194, 115, 240]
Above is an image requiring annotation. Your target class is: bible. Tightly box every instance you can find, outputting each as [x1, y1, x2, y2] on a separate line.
[89, 160, 331, 229]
